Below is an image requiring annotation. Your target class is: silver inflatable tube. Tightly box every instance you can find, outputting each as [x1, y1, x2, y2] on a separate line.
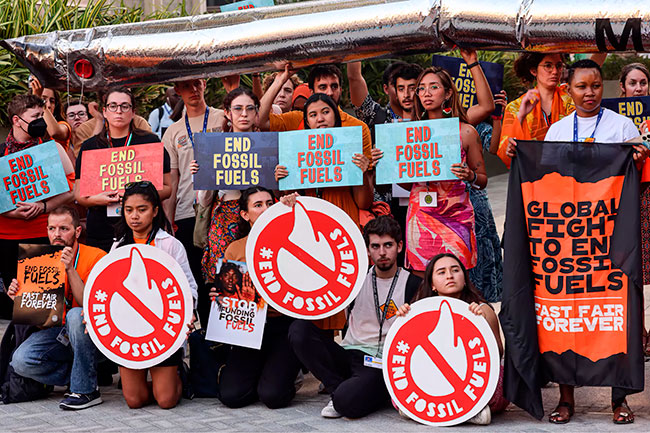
[1, 0, 648, 90]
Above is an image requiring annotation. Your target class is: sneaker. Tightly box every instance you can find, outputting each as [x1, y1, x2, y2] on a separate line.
[59, 390, 103, 410]
[321, 399, 342, 418]
[467, 405, 491, 425]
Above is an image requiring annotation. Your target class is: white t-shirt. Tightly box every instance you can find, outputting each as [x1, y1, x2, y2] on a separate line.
[341, 267, 410, 356]
[545, 108, 640, 143]
[162, 107, 224, 221]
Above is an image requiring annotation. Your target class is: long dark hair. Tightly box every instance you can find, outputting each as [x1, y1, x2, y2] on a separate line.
[302, 93, 342, 129]
[115, 182, 172, 247]
[96, 87, 149, 148]
[413, 253, 485, 304]
[413, 67, 468, 124]
[222, 87, 260, 132]
[236, 186, 276, 238]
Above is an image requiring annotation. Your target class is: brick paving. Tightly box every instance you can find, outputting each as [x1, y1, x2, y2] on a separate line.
[3, 172, 650, 431]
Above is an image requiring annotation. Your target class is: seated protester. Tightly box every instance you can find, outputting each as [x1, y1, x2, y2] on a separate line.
[74, 87, 172, 252]
[288, 216, 421, 419]
[520, 59, 647, 425]
[0, 94, 75, 319]
[396, 253, 508, 425]
[261, 72, 301, 113]
[8, 206, 106, 409]
[112, 181, 197, 409]
[216, 187, 302, 409]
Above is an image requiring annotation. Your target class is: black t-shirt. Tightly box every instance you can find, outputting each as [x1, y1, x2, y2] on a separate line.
[75, 132, 170, 250]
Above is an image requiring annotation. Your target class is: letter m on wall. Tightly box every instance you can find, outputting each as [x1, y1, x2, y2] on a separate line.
[596, 18, 644, 51]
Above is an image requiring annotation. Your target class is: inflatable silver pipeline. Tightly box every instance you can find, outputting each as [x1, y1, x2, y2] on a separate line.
[1, 0, 649, 90]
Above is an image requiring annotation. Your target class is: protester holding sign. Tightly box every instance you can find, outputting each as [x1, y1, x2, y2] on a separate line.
[393, 67, 485, 274]
[29, 76, 73, 159]
[288, 216, 421, 418]
[538, 60, 646, 424]
[498, 53, 573, 168]
[395, 253, 507, 425]
[215, 186, 302, 409]
[111, 181, 197, 409]
[0, 94, 75, 319]
[74, 87, 172, 252]
[193, 88, 262, 290]
[265, 67, 374, 226]
[8, 206, 106, 409]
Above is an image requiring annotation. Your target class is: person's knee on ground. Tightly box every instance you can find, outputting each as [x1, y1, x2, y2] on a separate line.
[152, 385, 181, 409]
[122, 387, 151, 409]
[218, 384, 256, 408]
[257, 381, 295, 409]
[10, 336, 43, 379]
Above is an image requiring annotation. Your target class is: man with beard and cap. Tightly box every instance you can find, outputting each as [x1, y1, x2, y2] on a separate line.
[7, 205, 106, 409]
[0, 94, 75, 319]
[287, 216, 421, 419]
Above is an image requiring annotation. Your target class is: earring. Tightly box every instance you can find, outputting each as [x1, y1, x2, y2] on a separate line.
[442, 99, 452, 118]
[433, 289, 439, 296]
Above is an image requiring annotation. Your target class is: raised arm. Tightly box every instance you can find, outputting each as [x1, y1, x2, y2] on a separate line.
[346, 61, 370, 108]
[258, 64, 292, 131]
[461, 49, 496, 126]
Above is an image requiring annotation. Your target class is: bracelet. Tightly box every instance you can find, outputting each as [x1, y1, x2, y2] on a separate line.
[491, 114, 503, 120]
[471, 170, 478, 184]
[466, 61, 480, 69]
[42, 201, 47, 213]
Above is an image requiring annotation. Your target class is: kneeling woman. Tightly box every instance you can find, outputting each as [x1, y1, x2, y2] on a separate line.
[216, 186, 302, 409]
[397, 253, 508, 425]
[112, 181, 198, 409]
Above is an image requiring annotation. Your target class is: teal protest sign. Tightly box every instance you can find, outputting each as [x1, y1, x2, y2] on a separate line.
[221, 0, 274, 12]
[374, 118, 461, 185]
[0, 140, 69, 213]
[278, 126, 363, 190]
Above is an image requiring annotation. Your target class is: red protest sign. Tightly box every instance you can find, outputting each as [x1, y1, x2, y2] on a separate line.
[383, 297, 500, 426]
[77, 142, 163, 196]
[83, 245, 193, 369]
[246, 197, 367, 320]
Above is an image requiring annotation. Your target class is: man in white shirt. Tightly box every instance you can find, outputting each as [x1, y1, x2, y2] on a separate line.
[288, 216, 421, 419]
[148, 87, 180, 139]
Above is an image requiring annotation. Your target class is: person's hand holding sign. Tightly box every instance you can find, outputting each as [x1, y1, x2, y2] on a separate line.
[370, 147, 384, 169]
[450, 162, 477, 182]
[190, 160, 199, 175]
[395, 303, 411, 317]
[6, 278, 19, 301]
[60, 246, 75, 271]
[15, 201, 45, 220]
[279, 191, 299, 208]
[352, 153, 371, 172]
[274, 164, 288, 182]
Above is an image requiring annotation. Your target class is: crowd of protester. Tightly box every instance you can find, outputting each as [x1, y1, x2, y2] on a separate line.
[0, 49, 649, 426]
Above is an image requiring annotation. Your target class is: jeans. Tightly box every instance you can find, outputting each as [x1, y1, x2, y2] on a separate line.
[10, 307, 98, 394]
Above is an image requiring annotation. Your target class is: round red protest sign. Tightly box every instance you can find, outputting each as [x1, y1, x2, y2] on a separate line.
[83, 245, 193, 369]
[246, 196, 367, 320]
[383, 297, 500, 426]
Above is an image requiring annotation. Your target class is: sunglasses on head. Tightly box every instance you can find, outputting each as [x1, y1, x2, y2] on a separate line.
[125, 180, 154, 191]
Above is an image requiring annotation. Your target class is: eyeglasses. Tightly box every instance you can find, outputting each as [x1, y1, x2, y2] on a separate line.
[66, 111, 88, 119]
[416, 84, 442, 95]
[106, 103, 132, 112]
[125, 180, 153, 191]
[230, 105, 258, 114]
[540, 62, 565, 73]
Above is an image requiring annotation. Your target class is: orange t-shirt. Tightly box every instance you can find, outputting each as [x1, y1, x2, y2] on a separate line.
[270, 109, 373, 228]
[66, 243, 106, 309]
[133, 237, 155, 246]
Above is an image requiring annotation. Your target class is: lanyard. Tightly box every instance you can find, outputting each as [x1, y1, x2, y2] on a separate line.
[107, 129, 132, 148]
[185, 107, 210, 147]
[372, 266, 400, 357]
[65, 246, 80, 309]
[573, 108, 604, 143]
[386, 105, 401, 122]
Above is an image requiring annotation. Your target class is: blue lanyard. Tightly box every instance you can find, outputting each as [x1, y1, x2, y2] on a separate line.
[573, 108, 604, 142]
[73, 247, 79, 269]
[185, 107, 209, 147]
